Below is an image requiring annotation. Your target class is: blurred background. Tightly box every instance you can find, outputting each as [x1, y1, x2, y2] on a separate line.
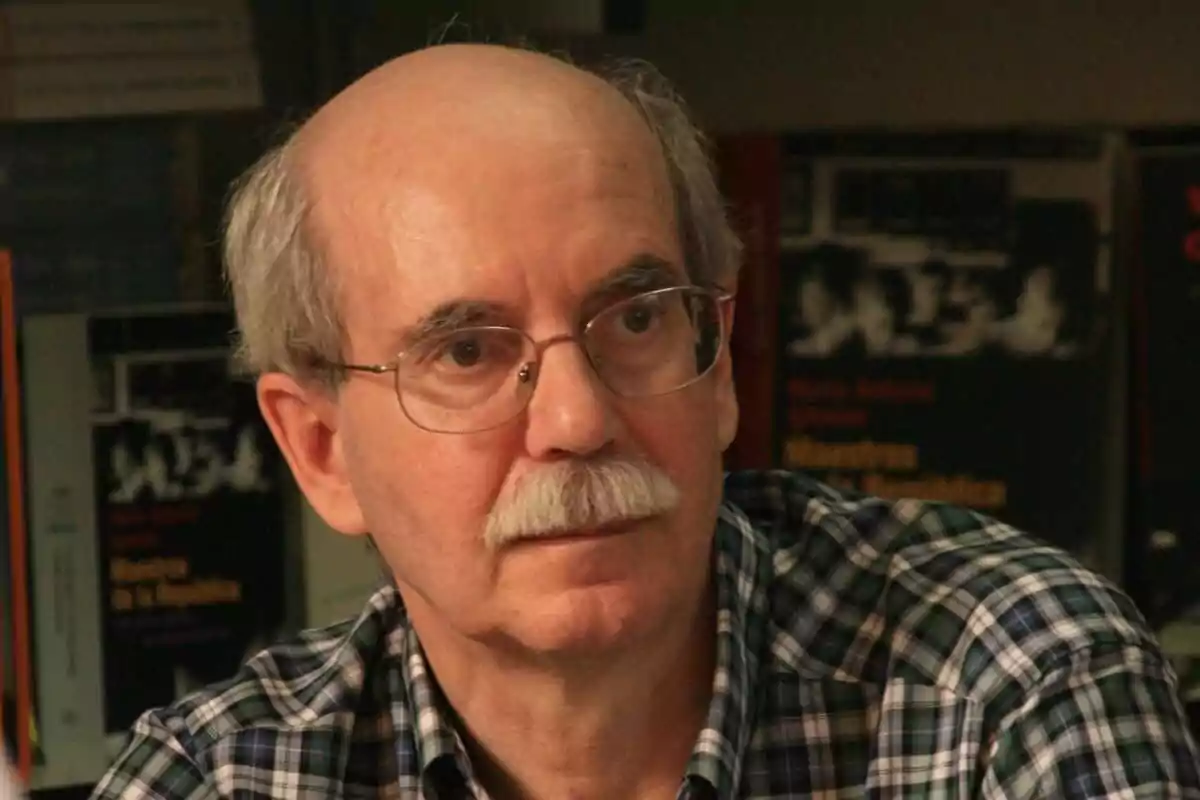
[1, 1, 1199, 794]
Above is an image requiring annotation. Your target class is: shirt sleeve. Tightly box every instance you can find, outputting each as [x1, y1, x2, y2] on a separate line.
[982, 644, 1200, 798]
[89, 711, 215, 800]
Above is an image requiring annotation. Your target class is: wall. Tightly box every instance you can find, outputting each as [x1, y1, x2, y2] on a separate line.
[561, 1, 1200, 132]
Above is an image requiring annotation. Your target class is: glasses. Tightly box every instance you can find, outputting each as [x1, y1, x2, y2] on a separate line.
[336, 285, 734, 434]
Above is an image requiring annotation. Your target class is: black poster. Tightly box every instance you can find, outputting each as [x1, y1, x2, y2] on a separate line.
[775, 134, 1117, 565]
[1130, 150, 1200, 708]
[88, 311, 285, 733]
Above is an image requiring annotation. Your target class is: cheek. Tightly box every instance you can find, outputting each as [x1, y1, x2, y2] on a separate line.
[340, 396, 517, 584]
[618, 394, 726, 594]
[622, 388, 724, 494]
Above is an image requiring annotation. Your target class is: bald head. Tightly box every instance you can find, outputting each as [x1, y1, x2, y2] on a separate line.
[299, 44, 646, 156]
[222, 43, 741, 383]
[294, 45, 669, 266]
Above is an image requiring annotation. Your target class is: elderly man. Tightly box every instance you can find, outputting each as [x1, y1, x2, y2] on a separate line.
[93, 43, 1199, 799]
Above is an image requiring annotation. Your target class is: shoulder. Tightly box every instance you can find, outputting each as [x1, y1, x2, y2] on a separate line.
[95, 584, 398, 788]
[723, 470, 1164, 703]
[166, 618, 376, 744]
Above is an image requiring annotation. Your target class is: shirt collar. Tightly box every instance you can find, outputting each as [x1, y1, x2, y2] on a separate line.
[389, 499, 774, 796]
[390, 620, 475, 789]
[683, 501, 773, 797]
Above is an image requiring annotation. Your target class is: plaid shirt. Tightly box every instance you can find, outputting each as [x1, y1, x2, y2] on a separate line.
[92, 470, 1200, 798]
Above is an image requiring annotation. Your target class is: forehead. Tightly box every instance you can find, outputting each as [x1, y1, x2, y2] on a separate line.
[307, 99, 680, 351]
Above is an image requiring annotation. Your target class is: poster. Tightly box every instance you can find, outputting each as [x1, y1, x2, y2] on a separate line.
[774, 133, 1119, 568]
[87, 310, 285, 733]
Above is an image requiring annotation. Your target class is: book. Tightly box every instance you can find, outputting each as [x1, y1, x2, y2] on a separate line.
[0, 1, 253, 59]
[0, 119, 179, 231]
[0, 52, 262, 121]
[0, 250, 32, 782]
[22, 305, 287, 789]
[719, 130, 1126, 578]
[1126, 145, 1200, 711]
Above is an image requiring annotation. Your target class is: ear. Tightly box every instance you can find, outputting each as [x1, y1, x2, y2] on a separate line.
[715, 298, 739, 452]
[256, 372, 368, 537]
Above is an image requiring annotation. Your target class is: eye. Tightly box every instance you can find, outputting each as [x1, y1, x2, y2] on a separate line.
[415, 329, 526, 376]
[618, 300, 662, 334]
[443, 336, 482, 368]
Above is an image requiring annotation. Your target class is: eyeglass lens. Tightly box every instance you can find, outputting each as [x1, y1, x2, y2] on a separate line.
[394, 287, 724, 433]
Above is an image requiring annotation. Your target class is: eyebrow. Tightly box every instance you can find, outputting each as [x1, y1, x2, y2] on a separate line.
[393, 299, 507, 354]
[392, 253, 685, 353]
[583, 254, 686, 306]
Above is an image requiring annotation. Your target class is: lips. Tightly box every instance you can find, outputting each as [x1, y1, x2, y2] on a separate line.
[515, 517, 640, 545]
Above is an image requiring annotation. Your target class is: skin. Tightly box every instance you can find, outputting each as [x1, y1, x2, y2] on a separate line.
[256, 44, 739, 799]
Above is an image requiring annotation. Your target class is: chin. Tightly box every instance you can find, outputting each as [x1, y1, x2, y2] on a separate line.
[486, 517, 712, 658]
[504, 578, 666, 657]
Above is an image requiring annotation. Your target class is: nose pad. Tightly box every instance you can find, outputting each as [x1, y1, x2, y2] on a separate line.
[517, 361, 537, 386]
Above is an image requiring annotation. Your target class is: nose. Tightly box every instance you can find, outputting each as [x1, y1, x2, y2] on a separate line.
[522, 337, 614, 459]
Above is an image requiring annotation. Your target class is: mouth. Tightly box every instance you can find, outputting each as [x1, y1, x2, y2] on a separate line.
[514, 518, 643, 546]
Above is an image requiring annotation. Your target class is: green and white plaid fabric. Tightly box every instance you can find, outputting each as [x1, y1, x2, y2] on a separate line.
[92, 470, 1200, 798]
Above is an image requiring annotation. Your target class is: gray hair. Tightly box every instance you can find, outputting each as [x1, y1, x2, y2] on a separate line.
[222, 54, 743, 387]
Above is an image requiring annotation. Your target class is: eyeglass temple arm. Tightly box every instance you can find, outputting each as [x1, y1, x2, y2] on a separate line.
[334, 362, 396, 375]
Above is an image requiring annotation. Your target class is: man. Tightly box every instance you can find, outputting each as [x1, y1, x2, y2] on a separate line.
[93, 43, 1200, 799]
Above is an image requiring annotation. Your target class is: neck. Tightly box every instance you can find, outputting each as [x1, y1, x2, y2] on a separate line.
[409, 584, 716, 800]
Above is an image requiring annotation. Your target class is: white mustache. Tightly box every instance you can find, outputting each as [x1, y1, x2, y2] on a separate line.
[483, 457, 680, 549]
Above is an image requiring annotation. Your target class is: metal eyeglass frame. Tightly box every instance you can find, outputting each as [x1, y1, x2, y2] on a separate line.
[332, 284, 735, 434]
